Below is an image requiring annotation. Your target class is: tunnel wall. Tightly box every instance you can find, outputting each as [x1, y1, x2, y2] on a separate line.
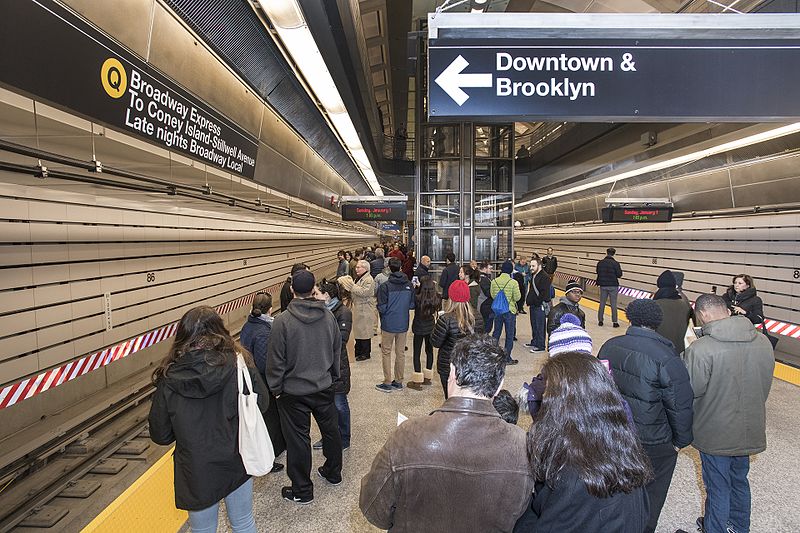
[515, 211, 799, 326]
[0, 179, 376, 438]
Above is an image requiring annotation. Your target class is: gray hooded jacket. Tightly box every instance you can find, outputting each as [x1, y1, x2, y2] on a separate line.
[683, 316, 774, 456]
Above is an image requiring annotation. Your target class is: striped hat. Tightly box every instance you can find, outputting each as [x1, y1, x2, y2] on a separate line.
[548, 314, 593, 356]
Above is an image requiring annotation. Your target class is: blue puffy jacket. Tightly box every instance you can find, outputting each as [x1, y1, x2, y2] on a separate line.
[377, 272, 415, 333]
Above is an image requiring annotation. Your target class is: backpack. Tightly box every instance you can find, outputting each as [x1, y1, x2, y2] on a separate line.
[491, 280, 512, 314]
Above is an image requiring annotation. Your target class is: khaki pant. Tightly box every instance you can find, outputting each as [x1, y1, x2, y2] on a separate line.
[380, 330, 407, 384]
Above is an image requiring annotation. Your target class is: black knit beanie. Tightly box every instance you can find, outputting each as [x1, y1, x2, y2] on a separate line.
[626, 299, 663, 329]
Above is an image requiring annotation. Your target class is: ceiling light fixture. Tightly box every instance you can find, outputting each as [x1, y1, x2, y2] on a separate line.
[258, 0, 383, 196]
[516, 122, 800, 208]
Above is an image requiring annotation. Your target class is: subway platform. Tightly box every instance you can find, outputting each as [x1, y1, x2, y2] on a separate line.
[222, 297, 800, 533]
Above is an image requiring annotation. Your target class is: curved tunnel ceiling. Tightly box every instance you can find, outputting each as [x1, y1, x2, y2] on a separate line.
[163, 0, 372, 196]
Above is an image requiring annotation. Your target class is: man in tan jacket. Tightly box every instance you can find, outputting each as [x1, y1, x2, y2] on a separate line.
[359, 335, 534, 532]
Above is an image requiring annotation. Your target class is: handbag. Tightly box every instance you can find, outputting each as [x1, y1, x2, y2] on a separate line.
[761, 321, 779, 350]
[236, 353, 275, 476]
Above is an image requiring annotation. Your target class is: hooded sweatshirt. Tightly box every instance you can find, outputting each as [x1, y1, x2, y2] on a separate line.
[684, 316, 774, 455]
[266, 298, 341, 396]
[148, 349, 269, 510]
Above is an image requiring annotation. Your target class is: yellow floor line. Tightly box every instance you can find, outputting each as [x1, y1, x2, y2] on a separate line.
[82, 446, 186, 533]
[555, 290, 797, 386]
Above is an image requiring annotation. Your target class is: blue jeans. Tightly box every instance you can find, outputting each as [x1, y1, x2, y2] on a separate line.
[188, 478, 256, 533]
[492, 312, 516, 360]
[528, 305, 546, 350]
[334, 393, 351, 448]
[700, 453, 751, 533]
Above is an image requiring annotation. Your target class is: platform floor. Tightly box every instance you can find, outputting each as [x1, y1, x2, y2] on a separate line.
[213, 303, 799, 533]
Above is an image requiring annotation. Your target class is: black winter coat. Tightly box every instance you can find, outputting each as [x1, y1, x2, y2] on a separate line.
[431, 312, 484, 376]
[439, 262, 460, 299]
[370, 257, 386, 278]
[239, 314, 272, 375]
[514, 468, 648, 533]
[414, 263, 430, 281]
[478, 273, 493, 316]
[723, 286, 764, 325]
[280, 278, 293, 311]
[525, 270, 552, 308]
[546, 298, 586, 337]
[148, 349, 268, 511]
[596, 255, 623, 287]
[597, 327, 694, 448]
[331, 300, 353, 394]
[411, 291, 439, 336]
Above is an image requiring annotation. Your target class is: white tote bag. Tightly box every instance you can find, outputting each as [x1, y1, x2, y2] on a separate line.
[236, 354, 275, 476]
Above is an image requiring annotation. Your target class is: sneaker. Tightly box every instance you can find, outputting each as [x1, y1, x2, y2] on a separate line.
[282, 486, 313, 505]
[598, 320, 604, 326]
[375, 383, 393, 393]
[506, 359, 519, 365]
[613, 322, 620, 328]
[355, 355, 370, 361]
[317, 467, 342, 486]
[390, 380, 403, 390]
[523, 342, 535, 347]
[513, 336, 518, 341]
[312, 440, 323, 450]
[529, 347, 544, 353]
[270, 462, 285, 473]
[342, 443, 350, 451]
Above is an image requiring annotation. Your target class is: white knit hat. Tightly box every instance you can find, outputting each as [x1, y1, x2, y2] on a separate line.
[548, 314, 592, 356]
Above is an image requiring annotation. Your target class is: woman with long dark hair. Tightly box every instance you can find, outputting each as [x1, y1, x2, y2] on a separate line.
[722, 273, 764, 325]
[149, 306, 268, 533]
[431, 280, 483, 398]
[515, 351, 652, 533]
[407, 276, 441, 390]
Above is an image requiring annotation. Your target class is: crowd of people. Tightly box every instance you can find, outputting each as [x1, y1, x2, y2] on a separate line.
[146, 241, 777, 533]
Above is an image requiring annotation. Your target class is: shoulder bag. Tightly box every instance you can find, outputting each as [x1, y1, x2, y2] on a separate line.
[236, 354, 275, 476]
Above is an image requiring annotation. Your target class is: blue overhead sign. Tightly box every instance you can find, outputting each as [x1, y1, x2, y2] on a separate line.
[381, 224, 400, 231]
[427, 14, 800, 122]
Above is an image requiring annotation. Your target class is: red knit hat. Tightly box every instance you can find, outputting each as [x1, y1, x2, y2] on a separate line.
[449, 280, 470, 303]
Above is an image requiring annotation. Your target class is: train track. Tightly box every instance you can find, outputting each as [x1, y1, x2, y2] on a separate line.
[0, 385, 155, 532]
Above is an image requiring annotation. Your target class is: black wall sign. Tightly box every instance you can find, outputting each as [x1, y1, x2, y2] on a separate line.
[0, 1, 258, 178]
[429, 39, 800, 122]
[602, 206, 673, 223]
[341, 202, 407, 221]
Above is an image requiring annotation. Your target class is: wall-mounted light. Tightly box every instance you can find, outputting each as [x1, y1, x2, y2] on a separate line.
[257, 0, 383, 196]
[517, 122, 800, 208]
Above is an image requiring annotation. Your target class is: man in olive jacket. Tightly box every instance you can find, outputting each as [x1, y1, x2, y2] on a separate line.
[359, 336, 534, 532]
[684, 294, 774, 533]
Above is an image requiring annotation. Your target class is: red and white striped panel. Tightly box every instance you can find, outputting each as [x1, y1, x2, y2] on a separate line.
[763, 319, 800, 338]
[0, 281, 286, 410]
[618, 286, 654, 299]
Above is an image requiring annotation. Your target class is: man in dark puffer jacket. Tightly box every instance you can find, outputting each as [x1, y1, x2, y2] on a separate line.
[597, 299, 694, 533]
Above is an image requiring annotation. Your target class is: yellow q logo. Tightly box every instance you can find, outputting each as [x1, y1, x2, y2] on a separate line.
[100, 58, 127, 98]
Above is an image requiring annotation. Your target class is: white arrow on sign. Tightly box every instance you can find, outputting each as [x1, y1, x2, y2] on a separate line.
[434, 55, 493, 106]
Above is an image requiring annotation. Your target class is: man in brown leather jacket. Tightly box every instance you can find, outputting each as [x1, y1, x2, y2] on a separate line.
[359, 335, 534, 532]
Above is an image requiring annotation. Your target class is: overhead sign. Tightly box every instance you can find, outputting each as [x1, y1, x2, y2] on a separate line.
[602, 206, 673, 223]
[341, 202, 407, 221]
[381, 223, 400, 231]
[428, 15, 800, 122]
[0, 0, 258, 178]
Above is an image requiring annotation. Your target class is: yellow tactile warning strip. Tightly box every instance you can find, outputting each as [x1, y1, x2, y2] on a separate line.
[774, 362, 800, 386]
[82, 446, 186, 533]
[555, 290, 798, 387]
